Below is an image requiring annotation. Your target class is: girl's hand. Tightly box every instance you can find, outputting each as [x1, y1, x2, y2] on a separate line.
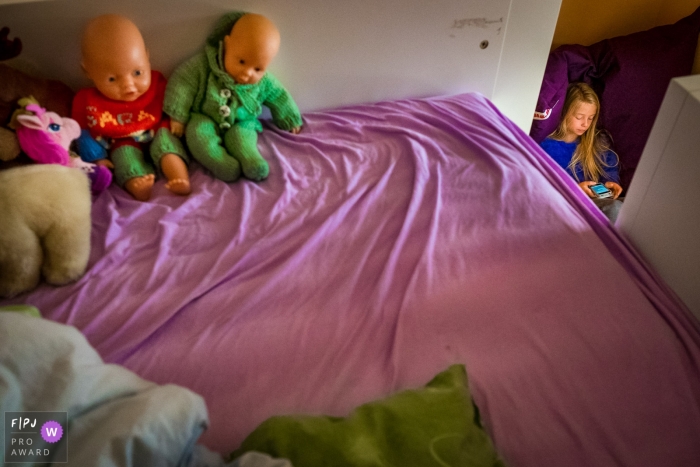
[604, 181, 623, 199]
[578, 181, 597, 198]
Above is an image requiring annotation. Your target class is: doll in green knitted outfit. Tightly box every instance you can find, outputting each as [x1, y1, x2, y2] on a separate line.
[164, 12, 302, 182]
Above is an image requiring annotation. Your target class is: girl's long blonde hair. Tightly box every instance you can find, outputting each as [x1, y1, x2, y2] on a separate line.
[550, 82, 617, 182]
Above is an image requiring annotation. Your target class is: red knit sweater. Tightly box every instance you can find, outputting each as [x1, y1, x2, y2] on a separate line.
[72, 71, 169, 140]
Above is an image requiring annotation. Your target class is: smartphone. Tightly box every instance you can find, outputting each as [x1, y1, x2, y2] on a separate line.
[589, 183, 613, 199]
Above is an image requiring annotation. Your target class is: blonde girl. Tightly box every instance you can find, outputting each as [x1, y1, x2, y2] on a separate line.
[541, 82, 623, 198]
[539, 83, 624, 221]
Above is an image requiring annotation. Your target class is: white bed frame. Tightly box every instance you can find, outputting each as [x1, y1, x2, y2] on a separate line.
[1, 0, 562, 132]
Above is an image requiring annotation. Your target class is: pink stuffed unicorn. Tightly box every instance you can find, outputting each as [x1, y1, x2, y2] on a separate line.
[15, 102, 112, 193]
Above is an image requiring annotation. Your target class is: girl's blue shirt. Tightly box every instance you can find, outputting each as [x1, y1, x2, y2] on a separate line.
[539, 137, 619, 183]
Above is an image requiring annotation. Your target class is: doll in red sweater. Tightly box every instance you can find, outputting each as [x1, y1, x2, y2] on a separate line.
[72, 14, 190, 201]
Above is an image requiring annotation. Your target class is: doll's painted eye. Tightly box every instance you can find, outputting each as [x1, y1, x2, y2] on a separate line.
[134, 70, 142, 76]
[48, 123, 61, 132]
[108, 77, 116, 82]
[239, 59, 245, 65]
[255, 68, 261, 72]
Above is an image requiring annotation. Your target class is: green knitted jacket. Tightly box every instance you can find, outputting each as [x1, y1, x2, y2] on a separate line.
[163, 11, 303, 133]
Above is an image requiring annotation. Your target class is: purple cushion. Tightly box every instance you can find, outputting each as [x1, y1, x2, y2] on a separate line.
[529, 45, 600, 143]
[531, 6, 700, 190]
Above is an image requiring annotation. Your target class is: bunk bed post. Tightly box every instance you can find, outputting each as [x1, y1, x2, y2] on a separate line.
[491, 0, 563, 132]
[616, 74, 700, 321]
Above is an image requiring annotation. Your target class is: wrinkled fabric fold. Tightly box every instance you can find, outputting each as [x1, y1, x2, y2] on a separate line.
[3, 93, 699, 467]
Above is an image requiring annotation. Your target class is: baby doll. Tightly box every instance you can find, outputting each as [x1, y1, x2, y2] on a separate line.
[72, 14, 190, 201]
[164, 12, 302, 182]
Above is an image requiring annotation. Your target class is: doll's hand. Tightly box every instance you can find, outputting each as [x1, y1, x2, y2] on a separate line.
[290, 126, 302, 135]
[96, 159, 114, 170]
[171, 120, 185, 137]
[578, 181, 597, 198]
[605, 181, 623, 199]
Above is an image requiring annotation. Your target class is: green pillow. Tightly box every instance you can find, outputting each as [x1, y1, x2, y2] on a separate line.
[230, 364, 505, 467]
[0, 304, 41, 318]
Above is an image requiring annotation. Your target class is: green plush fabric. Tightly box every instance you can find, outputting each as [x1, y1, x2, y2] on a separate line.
[0, 305, 41, 318]
[229, 364, 506, 467]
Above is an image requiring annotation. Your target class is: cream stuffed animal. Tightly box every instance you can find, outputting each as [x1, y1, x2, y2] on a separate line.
[0, 164, 91, 298]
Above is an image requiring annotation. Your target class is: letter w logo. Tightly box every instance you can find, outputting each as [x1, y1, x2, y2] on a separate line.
[46, 427, 58, 437]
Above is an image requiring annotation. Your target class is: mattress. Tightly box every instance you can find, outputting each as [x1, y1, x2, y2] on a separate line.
[4, 92, 700, 466]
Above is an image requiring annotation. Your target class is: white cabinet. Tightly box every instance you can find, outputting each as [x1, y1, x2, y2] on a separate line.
[617, 75, 700, 320]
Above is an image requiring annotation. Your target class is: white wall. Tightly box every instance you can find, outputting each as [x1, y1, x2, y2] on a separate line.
[1, 0, 560, 128]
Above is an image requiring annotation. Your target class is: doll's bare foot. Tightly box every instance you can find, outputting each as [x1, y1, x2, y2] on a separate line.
[160, 153, 191, 196]
[124, 174, 155, 201]
[165, 178, 191, 196]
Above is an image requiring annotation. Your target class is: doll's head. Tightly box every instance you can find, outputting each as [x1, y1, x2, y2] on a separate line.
[223, 14, 280, 85]
[81, 14, 151, 102]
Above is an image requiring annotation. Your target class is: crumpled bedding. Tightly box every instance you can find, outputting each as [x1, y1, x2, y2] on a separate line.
[2, 92, 700, 466]
[231, 364, 505, 467]
[0, 311, 290, 467]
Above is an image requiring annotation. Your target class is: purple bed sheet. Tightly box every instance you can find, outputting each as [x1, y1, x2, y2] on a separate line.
[3, 93, 700, 466]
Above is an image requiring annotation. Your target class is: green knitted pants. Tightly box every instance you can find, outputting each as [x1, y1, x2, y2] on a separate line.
[110, 128, 188, 187]
[111, 145, 155, 187]
[185, 113, 269, 182]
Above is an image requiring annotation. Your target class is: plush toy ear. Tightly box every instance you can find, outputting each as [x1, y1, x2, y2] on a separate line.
[61, 117, 82, 141]
[15, 113, 44, 131]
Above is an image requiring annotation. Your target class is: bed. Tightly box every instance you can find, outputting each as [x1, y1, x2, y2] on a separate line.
[2, 90, 700, 466]
[2, 1, 700, 466]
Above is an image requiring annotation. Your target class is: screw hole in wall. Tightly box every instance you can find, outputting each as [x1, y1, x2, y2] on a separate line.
[480, 40, 489, 49]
